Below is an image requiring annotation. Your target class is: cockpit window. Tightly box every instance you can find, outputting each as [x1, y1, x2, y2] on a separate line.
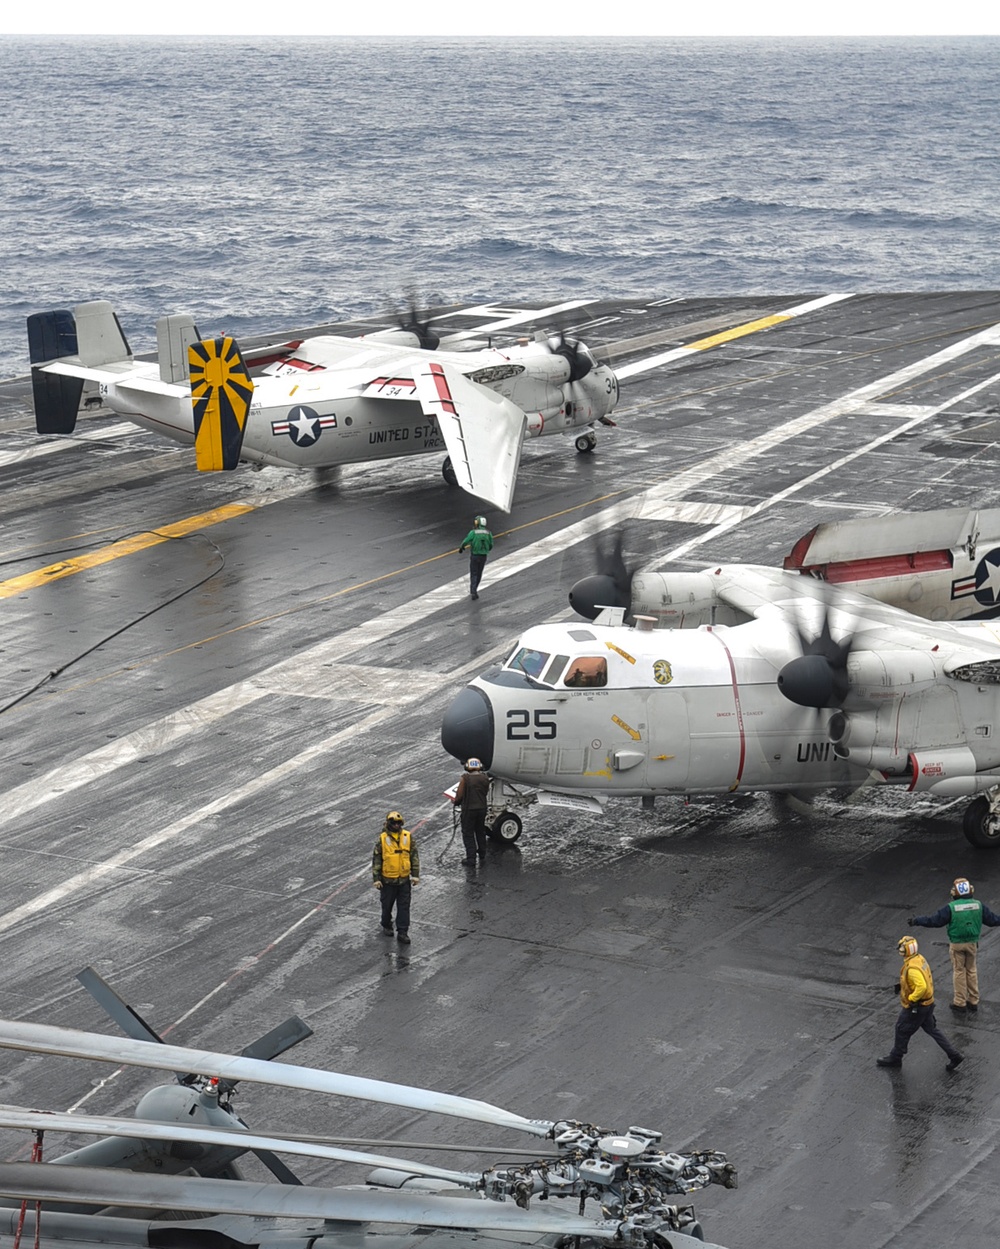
[542, 654, 570, 685]
[508, 647, 549, 678]
[563, 657, 608, 688]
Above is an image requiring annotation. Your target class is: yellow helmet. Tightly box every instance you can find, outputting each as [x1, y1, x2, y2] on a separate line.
[951, 877, 974, 898]
[385, 810, 404, 829]
[897, 935, 919, 957]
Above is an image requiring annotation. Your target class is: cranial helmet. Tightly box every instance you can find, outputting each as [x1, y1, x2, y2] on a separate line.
[466, 757, 482, 770]
[898, 935, 919, 957]
[386, 811, 404, 829]
[952, 877, 974, 898]
[474, 515, 487, 528]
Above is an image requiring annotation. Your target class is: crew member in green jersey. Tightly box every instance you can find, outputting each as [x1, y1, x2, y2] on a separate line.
[458, 515, 494, 601]
[910, 878, 1000, 1013]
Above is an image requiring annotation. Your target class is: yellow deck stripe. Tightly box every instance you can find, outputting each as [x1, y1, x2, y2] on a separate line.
[689, 312, 791, 351]
[0, 504, 254, 599]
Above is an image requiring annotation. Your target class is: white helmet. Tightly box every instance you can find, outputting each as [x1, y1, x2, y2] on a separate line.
[952, 877, 974, 898]
[466, 757, 482, 770]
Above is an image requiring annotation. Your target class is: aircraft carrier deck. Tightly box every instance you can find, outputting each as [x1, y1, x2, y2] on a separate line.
[2, 292, 1000, 1247]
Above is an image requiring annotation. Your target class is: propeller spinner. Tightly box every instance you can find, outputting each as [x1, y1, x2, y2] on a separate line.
[569, 530, 637, 621]
[776, 590, 856, 709]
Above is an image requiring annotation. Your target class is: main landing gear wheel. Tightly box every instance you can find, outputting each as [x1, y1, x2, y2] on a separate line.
[963, 796, 1000, 847]
[575, 432, 597, 454]
[489, 812, 523, 844]
[442, 456, 458, 486]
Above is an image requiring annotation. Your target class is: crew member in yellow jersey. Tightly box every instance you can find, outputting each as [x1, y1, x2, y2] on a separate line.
[372, 811, 420, 945]
[877, 935, 963, 1071]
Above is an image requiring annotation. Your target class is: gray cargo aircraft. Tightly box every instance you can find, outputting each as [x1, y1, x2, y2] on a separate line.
[26, 300, 620, 513]
[441, 510, 1000, 849]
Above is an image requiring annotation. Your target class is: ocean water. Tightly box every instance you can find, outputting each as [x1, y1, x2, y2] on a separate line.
[1, 35, 999, 380]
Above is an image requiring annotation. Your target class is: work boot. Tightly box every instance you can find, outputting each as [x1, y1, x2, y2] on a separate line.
[380, 925, 393, 936]
[966, 1003, 979, 1013]
[946, 1054, 964, 1071]
[876, 1056, 902, 1067]
[460, 858, 474, 865]
[949, 1003, 967, 1014]
[471, 592, 479, 600]
[397, 932, 411, 945]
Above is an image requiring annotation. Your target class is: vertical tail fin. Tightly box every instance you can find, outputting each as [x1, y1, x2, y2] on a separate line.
[157, 313, 201, 384]
[188, 337, 254, 471]
[27, 308, 83, 433]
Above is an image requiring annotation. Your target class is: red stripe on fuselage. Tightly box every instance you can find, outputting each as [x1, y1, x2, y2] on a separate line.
[707, 628, 747, 791]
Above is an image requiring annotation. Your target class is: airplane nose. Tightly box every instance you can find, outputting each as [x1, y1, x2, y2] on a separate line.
[441, 686, 494, 769]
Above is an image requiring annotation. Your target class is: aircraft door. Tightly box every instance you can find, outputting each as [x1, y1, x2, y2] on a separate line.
[646, 688, 691, 791]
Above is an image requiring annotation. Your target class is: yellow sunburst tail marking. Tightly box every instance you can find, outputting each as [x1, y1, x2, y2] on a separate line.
[188, 336, 254, 471]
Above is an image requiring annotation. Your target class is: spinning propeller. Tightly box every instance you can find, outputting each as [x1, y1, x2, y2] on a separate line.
[569, 530, 638, 621]
[546, 327, 595, 382]
[390, 296, 441, 350]
[776, 586, 857, 709]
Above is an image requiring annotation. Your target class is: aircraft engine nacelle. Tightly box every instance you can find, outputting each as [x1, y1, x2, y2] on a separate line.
[569, 570, 748, 625]
[631, 572, 749, 628]
[844, 650, 939, 703]
[828, 710, 909, 771]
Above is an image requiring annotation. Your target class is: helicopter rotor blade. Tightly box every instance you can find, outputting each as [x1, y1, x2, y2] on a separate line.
[0, 1106, 480, 1186]
[0, 1163, 614, 1235]
[75, 967, 164, 1047]
[0, 1021, 553, 1137]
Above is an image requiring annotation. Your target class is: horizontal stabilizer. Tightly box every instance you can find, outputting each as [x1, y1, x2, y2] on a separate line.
[415, 361, 526, 513]
[188, 336, 254, 471]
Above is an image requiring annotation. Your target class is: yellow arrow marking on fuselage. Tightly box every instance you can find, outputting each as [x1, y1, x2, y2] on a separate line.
[605, 641, 636, 664]
[612, 715, 642, 741]
[0, 504, 254, 598]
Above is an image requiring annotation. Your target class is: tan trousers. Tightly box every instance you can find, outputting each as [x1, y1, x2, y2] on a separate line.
[949, 942, 979, 1006]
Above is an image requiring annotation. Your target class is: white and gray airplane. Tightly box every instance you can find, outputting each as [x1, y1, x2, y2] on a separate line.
[26, 300, 620, 512]
[441, 508, 1000, 848]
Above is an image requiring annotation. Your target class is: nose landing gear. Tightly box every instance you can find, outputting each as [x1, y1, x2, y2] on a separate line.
[964, 791, 1000, 847]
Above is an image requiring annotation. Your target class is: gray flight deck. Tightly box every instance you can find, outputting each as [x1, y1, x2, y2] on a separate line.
[2, 293, 1000, 1247]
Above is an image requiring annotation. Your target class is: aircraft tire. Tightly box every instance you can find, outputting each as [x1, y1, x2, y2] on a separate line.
[442, 456, 458, 486]
[489, 812, 523, 844]
[963, 796, 1000, 848]
[575, 434, 596, 454]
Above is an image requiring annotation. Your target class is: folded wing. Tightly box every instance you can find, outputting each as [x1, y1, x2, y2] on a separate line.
[415, 361, 526, 513]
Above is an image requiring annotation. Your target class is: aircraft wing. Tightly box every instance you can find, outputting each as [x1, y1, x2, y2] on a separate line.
[415, 361, 526, 513]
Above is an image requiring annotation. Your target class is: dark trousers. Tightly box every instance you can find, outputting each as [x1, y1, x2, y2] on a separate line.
[469, 554, 487, 594]
[888, 1004, 961, 1061]
[461, 807, 488, 857]
[380, 878, 411, 934]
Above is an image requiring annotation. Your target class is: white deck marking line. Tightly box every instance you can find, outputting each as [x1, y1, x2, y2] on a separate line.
[656, 367, 1000, 568]
[0, 642, 513, 936]
[615, 292, 854, 380]
[4, 315, 999, 838]
[0, 422, 141, 469]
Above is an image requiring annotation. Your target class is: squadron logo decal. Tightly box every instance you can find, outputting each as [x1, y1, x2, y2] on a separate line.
[653, 659, 674, 685]
[271, 405, 337, 447]
[951, 547, 1000, 609]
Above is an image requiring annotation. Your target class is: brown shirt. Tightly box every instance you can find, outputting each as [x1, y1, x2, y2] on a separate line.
[455, 770, 490, 810]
